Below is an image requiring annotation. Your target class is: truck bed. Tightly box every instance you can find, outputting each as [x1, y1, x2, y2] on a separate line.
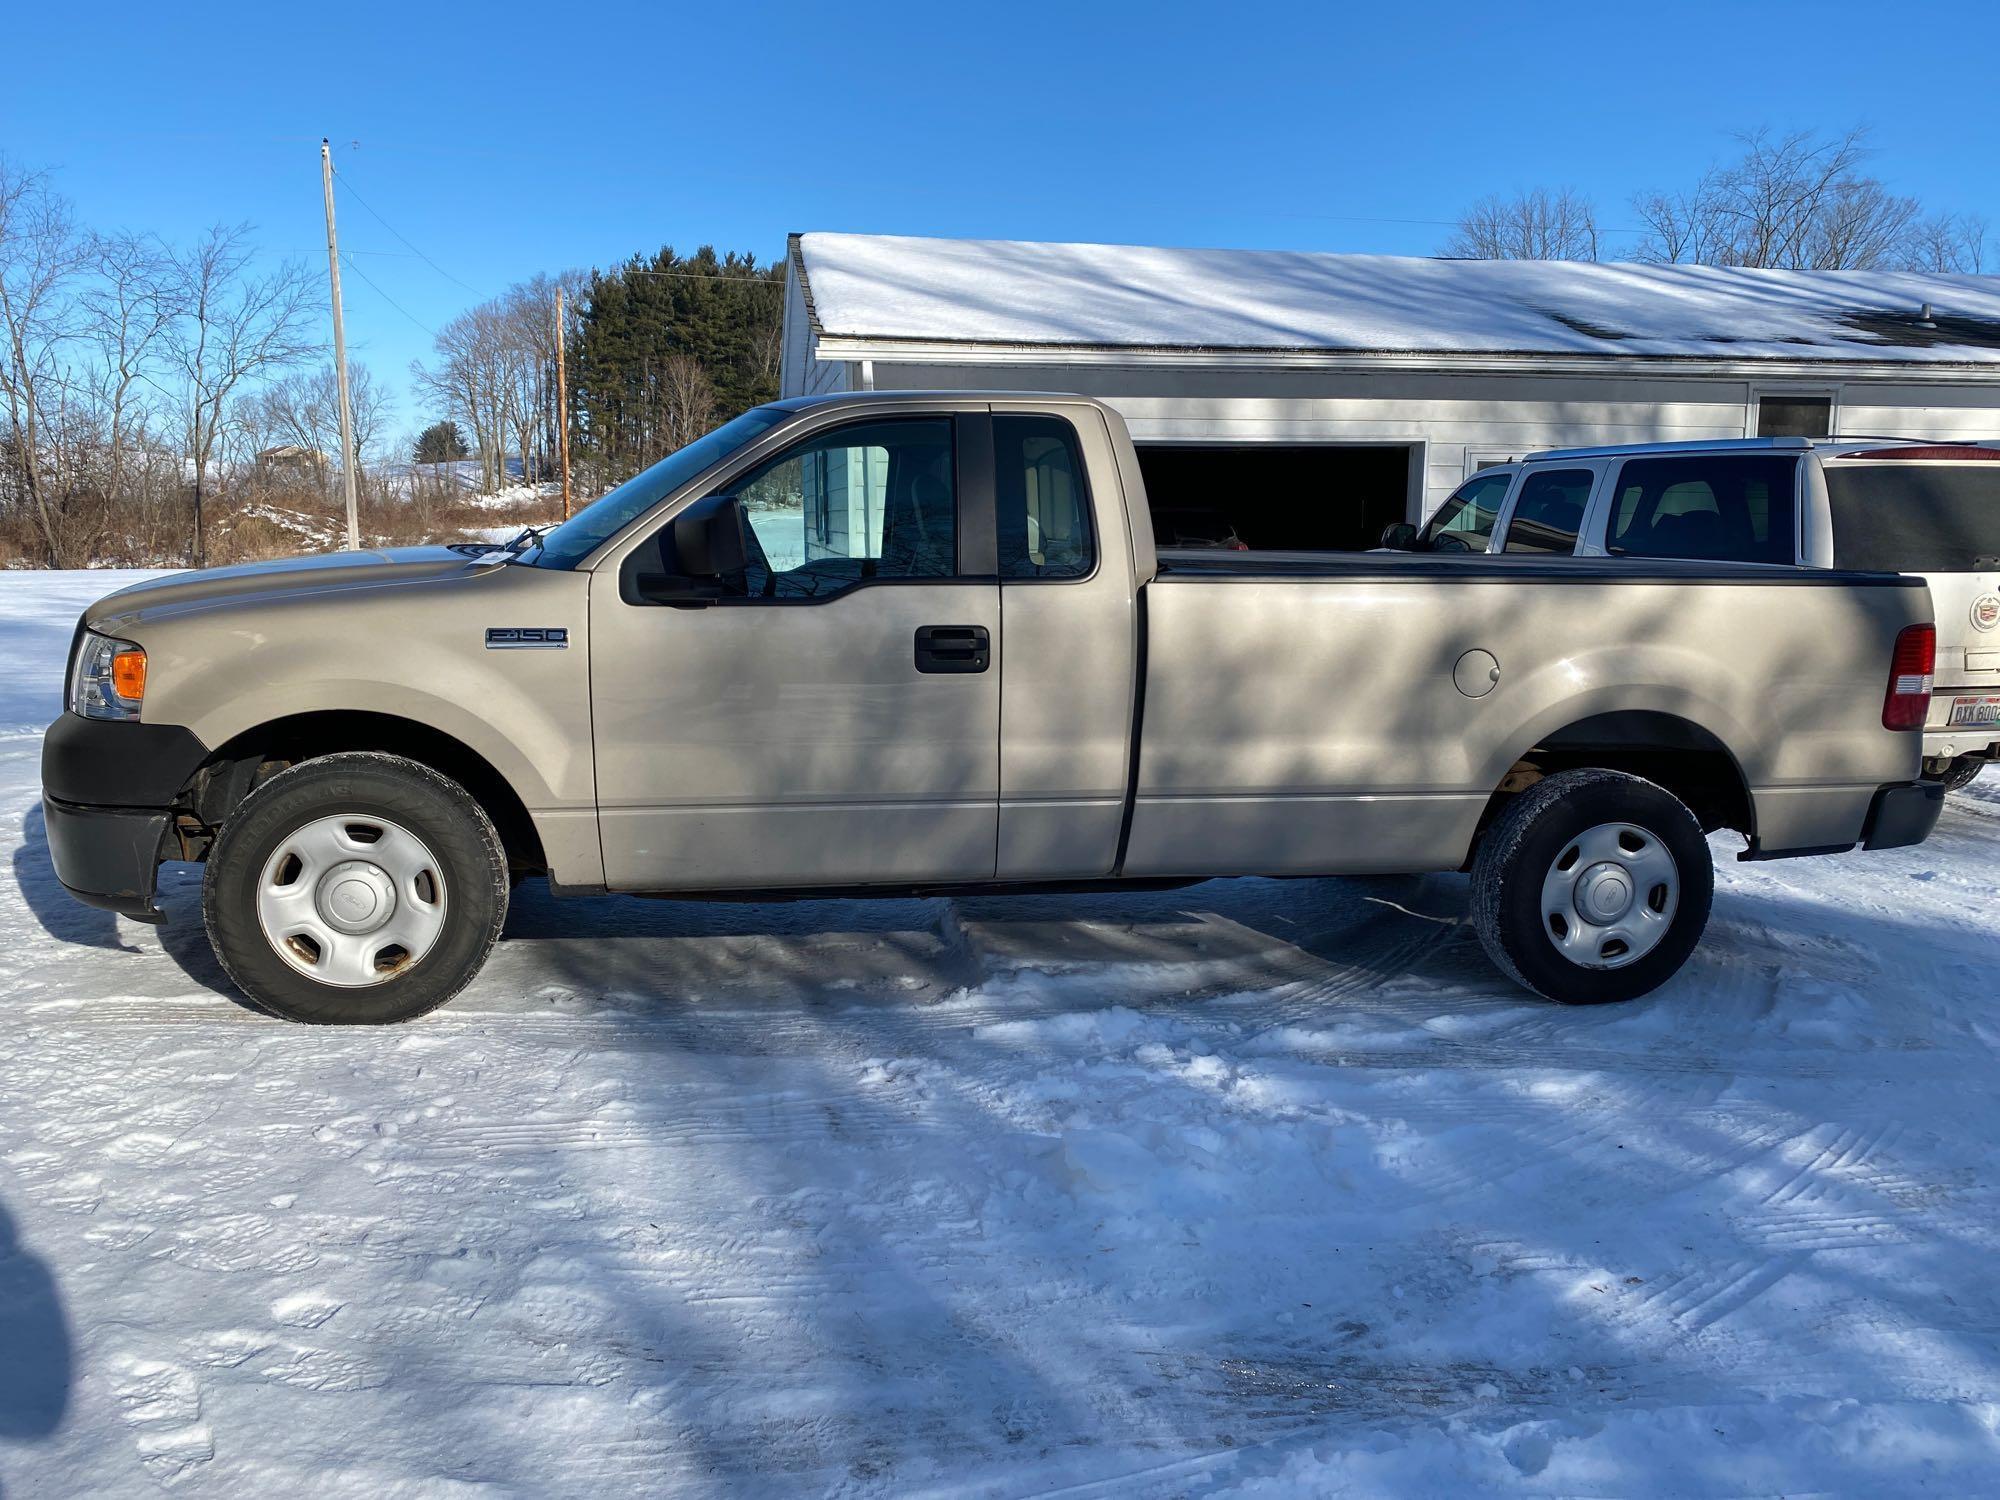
[1154, 548, 1929, 588]
[1124, 551, 1929, 878]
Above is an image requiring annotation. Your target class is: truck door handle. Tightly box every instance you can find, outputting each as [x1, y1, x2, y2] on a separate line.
[915, 624, 990, 674]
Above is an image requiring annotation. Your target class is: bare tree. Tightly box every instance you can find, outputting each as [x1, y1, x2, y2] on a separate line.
[657, 354, 717, 452]
[0, 158, 87, 564]
[80, 229, 174, 506]
[161, 226, 321, 566]
[1445, 188, 1600, 261]
[1633, 127, 1919, 270]
[414, 272, 588, 499]
[1906, 211, 1990, 274]
[250, 361, 389, 487]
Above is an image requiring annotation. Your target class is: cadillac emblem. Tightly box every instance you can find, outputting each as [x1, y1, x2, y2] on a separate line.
[1974, 595, 2000, 633]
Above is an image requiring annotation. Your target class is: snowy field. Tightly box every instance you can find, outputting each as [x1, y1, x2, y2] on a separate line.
[4, 570, 2000, 1497]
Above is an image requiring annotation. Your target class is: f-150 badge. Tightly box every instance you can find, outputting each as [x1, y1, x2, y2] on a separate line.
[485, 627, 569, 649]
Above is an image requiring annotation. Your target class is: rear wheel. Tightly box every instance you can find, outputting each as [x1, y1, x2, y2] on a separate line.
[202, 753, 508, 1023]
[1934, 755, 1988, 793]
[1472, 768, 1713, 1004]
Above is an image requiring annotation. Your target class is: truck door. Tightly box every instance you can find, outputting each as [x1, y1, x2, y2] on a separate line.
[986, 406, 1143, 879]
[588, 413, 1001, 890]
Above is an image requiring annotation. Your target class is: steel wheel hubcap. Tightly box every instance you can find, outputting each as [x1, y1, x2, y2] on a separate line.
[1540, 822, 1678, 970]
[256, 815, 448, 987]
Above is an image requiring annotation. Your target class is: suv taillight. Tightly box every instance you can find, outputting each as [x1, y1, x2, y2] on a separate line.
[1884, 624, 1935, 731]
[1843, 446, 2000, 461]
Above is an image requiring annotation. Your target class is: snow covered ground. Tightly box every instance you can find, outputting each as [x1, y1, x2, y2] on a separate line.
[4, 570, 2000, 1496]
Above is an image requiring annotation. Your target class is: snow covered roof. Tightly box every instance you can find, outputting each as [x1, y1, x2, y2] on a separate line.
[792, 231, 2000, 366]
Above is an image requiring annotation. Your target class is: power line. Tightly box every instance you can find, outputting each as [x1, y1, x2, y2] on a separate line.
[339, 251, 438, 339]
[1280, 210, 1651, 236]
[619, 267, 784, 286]
[331, 164, 480, 293]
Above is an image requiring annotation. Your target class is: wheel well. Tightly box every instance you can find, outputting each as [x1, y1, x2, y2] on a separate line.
[177, 711, 547, 875]
[1474, 711, 1753, 852]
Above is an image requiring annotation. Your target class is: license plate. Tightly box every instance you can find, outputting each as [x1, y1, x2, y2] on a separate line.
[1949, 695, 2000, 728]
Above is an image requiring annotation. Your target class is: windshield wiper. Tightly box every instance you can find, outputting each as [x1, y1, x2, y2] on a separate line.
[506, 524, 553, 554]
[451, 524, 555, 564]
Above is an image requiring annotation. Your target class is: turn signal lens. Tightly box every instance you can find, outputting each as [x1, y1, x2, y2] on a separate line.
[67, 631, 148, 721]
[1883, 624, 1935, 731]
[111, 648, 147, 702]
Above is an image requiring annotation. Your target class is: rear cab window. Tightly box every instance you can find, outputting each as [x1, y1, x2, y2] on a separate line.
[1501, 468, 1595, 555]
[1606, 454, 1799, 564]
[995, 413, 1094, 579]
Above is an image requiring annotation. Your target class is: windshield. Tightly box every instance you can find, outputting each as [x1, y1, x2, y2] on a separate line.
[523, 406, 792, 569]
[1825, 464, 2000, 573]
[1419, 470, 1509, 549]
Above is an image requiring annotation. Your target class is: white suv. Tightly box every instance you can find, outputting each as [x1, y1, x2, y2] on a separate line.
[1403, 440, 2000, 788]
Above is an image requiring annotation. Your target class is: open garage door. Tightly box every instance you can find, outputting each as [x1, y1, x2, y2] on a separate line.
[1134, 444, 1416, 551]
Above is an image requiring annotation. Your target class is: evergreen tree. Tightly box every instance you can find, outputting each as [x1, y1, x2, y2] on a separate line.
[413, 419, 469, 464]
[569, 246, 782, 488]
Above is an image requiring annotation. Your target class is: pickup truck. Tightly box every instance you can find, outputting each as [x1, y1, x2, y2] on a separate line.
[44, 392, 1945, 1023]
[1389, 437, 2000, 789]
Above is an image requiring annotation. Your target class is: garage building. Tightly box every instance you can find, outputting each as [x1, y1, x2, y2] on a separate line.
[779, 231, 2000, 548]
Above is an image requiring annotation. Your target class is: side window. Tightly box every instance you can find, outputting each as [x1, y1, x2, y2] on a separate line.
[1607, 455, 1798, 564]
[1502, 468, 1594, 554]
[729, 418, 956, 597]
[1420, 470, 1509, 549]
[996, 413, 1093, 579]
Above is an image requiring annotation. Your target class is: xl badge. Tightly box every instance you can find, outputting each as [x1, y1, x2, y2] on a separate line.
[1973, 595, 2000, 633]
[486, 627, 569, 649]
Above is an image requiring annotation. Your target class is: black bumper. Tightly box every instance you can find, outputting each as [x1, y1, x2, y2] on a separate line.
[42, 795, 172, 922]
[40, 713, 207, 924]
[1861, 779, 1946, 852]
[42, 712, 208, 805]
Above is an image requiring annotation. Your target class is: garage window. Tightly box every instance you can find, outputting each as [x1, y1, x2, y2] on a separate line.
[1757, 395, 1833, 438]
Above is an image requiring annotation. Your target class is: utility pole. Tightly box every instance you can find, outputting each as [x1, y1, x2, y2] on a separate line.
[319, 139, 361, 551]
[554, 287, 574, 519]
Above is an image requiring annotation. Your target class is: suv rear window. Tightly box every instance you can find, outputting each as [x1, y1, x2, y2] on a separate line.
[1607, 454, 1798, 564]
[1825, 463, 2000, 573]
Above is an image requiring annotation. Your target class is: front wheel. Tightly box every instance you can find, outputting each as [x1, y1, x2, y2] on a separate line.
[202, 753, 508, 1023]
[1472, 768, 1714, 1005]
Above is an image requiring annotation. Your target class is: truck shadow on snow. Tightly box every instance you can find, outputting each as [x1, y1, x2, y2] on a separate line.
[430, 857, 2000, 1488]
[12, 804, 139, 955]
[0, 1194, 72, 1472]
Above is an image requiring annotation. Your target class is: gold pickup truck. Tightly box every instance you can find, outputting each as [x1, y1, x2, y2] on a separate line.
[43, 392, 1943, 1022]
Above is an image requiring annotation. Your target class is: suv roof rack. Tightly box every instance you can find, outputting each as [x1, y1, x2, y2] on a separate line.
[1525, 436, 1812, 461]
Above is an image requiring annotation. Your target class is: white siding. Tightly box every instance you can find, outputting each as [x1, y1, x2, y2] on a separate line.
[779, 297, 2000, 522]
[1834, 382, 2000, 441]
[779, 260, 853, 399]
[885, 361, 1757, 514]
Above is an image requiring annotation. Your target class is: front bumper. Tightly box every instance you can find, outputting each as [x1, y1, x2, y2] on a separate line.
[1860, 780, 1946, 852]
[41, 712, 208, 925]
[42, 795, 172, 922]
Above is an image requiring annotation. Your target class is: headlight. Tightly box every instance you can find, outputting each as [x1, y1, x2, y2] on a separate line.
[68, 632, 147, 720]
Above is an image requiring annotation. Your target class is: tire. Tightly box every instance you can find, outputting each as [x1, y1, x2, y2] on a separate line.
[1472, 768, 1714, 1005]
[202, 753, 508, 1023]
[1936, 756, 1987, 794]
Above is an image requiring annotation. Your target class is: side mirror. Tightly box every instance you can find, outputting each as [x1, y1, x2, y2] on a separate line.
[625, 494, 750, 605]
[1379, 521, 1420, 551]
[673, 493, 749, 577]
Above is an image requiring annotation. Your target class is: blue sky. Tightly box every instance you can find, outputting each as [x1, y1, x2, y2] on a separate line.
[6, 0, 1996, 432]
